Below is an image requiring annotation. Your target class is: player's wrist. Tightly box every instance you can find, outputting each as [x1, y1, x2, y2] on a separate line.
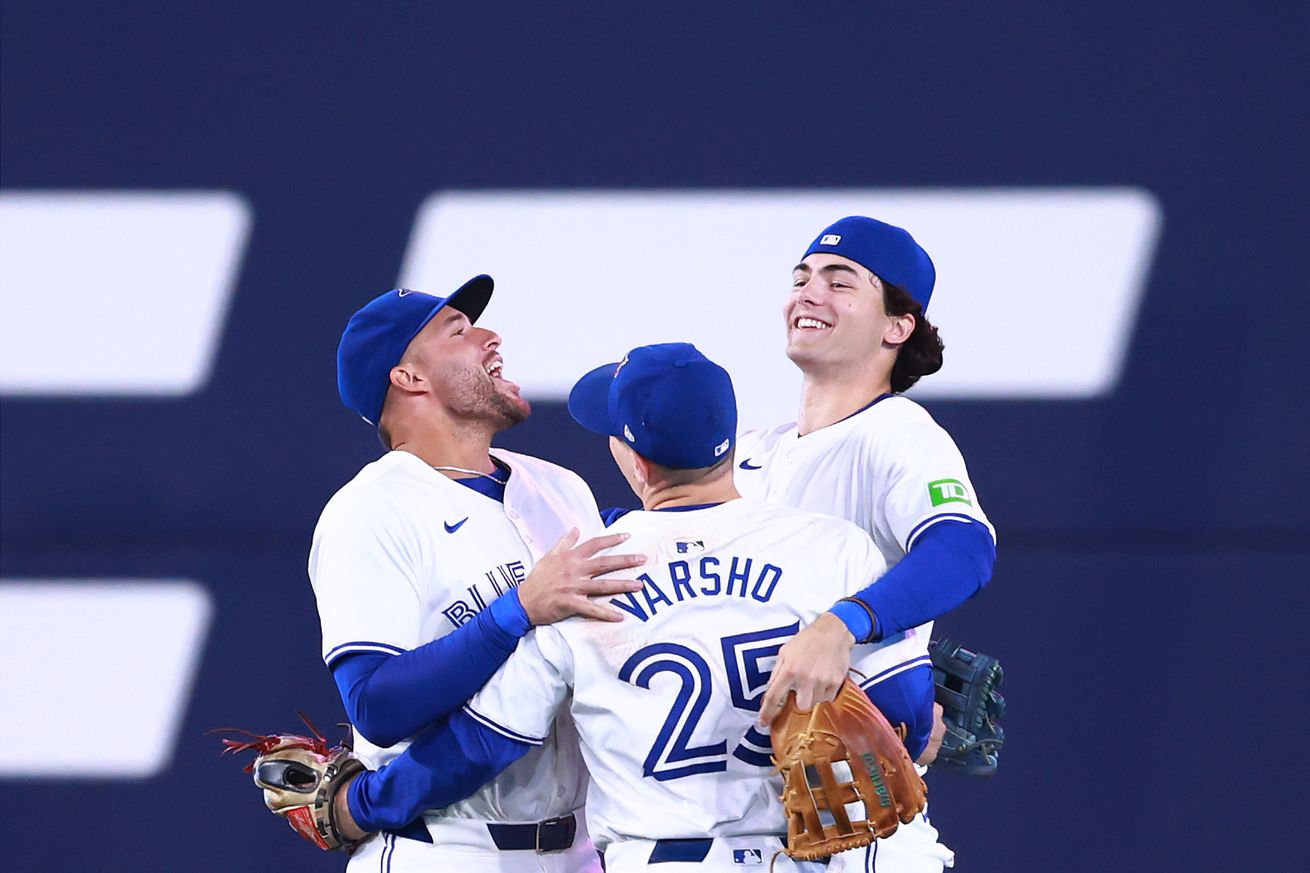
[336, 772, 369, 842]
[488, 587, 532, 636]
[829, 599, 876, 644]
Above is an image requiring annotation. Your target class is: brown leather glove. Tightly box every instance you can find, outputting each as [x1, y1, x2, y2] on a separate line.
[770, 678, 927, 860]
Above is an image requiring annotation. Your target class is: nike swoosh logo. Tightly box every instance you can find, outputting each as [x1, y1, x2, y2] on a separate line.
[738, 459, 763, 470]
[444, 517, 468, 533]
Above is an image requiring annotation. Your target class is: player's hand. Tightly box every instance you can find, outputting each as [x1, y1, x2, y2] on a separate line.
[916, 702, 946, 766]
[758, 612, 855, 725]
[518, 529, 646, 625]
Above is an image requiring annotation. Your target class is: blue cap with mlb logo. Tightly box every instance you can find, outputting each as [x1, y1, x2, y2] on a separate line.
[568, 343, 737, 470]
[337, 275, 494, 425]
[803, 216, 936, 311]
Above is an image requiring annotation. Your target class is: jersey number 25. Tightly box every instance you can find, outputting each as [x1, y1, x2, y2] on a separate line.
[617, 622, 799, 782]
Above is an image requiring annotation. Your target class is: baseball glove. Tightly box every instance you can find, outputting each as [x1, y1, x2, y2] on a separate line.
[929, 638, 1006, 777]
[212, 712, 365, 851]
[770, 678, 927, 860]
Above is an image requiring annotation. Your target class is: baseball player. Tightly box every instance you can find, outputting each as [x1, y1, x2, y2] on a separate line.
[310, 276, 646, 871]
[329, 342, 929, 872]
[737, 216, 998, 871]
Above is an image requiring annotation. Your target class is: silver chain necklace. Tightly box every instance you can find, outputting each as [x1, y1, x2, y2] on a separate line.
[431, 464, 508, 483]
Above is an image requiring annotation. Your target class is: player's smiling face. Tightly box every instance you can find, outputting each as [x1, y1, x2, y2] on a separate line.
[785, 253, 893, 371]
[399, 308, 530, 427]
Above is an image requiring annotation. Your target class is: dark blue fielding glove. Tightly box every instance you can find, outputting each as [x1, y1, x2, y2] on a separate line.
[929, 638, 1006, 776]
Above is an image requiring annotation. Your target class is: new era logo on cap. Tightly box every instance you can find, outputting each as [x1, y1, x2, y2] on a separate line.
[820, 233, 841, 245]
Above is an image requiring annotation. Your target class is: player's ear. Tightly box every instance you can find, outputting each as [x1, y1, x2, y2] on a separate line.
[882, 312, 915, 347]
[388, 363, 426, 396]
[631, 452, 653, 489]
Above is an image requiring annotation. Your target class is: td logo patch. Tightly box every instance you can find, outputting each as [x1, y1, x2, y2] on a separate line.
[928, 478, 972, 507]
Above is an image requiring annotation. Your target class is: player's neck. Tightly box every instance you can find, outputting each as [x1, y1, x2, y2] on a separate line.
[389, 419, 498, 476]
[643, 480, 740, 511]
[796, 370, 892, 436]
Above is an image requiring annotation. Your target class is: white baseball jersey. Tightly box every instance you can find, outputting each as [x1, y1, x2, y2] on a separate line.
[734, 395, 995, 682]
[465, 498, 898, 852]
[308, 448, 602, 824]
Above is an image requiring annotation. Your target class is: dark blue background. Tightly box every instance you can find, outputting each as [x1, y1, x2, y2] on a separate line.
[2, 3, 1306, 870]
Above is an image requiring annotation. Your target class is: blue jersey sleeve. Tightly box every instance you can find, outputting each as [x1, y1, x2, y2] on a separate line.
[346, 708, 532, 833]
[331, 589, 531, 747]
[836, 518, 995, 642]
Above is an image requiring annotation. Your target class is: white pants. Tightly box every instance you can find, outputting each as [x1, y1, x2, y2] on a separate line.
[826, 809, 954, 873]
[346, 814, 602, 873]
[603, 836, 825, 873]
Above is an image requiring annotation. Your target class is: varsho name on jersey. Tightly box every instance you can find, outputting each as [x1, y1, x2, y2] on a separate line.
[609, 555, 782, 622]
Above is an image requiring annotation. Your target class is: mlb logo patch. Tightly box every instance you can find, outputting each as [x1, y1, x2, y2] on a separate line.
[675, 540, 705, 554]
[732, 848, 763, 865]
[820, 233, 841, 245]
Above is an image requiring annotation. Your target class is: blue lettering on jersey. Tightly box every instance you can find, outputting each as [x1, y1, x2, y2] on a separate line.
[440, 560, 528, 628]
[441, 600, 478, 627]
[484, 560, 527, 595]
[608, 556, 784, 622]
[700, 556, 721, 595]
[641, 573, 674, 616]
[669, 561, 694, 600]
[726, 557, 752, 597]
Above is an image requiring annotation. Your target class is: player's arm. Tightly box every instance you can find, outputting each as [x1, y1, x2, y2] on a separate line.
[835, 517, 994, 643]
[846, 422, 996, 639]
[318, 519, 640, 747]
[329, 590, 529, 748]
[774, 423, 995, 661]
[760, 521, 992, 723]
[760, 525, 887, 719]
[343, 627, 574, 835]
[342, 707, 534, 834]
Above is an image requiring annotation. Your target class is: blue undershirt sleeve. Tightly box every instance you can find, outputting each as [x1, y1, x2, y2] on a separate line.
[346, 709, 532, 833]
[829, 599, 875, 643]
[862, 666, 935, 761]
[832, 519, 995, 642]
[330, 589, 530, 747]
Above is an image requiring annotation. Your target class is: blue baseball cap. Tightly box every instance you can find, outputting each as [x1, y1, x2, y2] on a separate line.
[568, 343, 737, 470]
[336, 275, 494, 425]
[803, 216, 936, 311]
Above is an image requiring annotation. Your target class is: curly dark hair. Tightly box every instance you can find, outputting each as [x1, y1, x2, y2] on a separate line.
[883, 282, 944, 393]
